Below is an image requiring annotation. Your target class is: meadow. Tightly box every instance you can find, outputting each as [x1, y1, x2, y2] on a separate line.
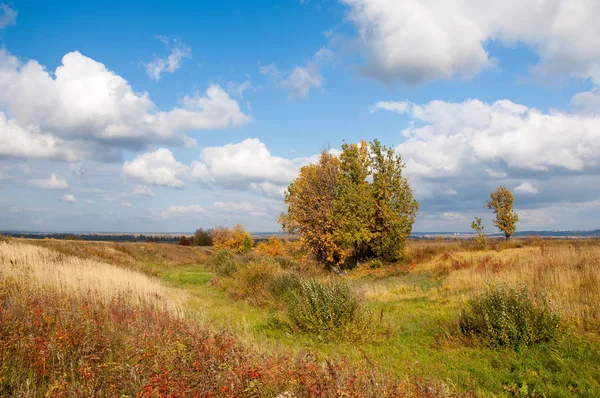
[1, 236, 599, 396]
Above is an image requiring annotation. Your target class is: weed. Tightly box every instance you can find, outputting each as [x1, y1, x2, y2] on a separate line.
[459, 283, 562, 350]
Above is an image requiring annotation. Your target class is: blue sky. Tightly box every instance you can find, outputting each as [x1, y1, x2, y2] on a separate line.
[1, 0, 600, 233]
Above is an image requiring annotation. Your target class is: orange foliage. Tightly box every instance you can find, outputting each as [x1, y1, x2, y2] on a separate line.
[212, 224, 254, 253]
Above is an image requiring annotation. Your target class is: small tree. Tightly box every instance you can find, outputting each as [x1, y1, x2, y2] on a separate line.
[470, 217, 487, 249]
[193, 228, 213, 246]
[486, 186, 519, 239]
[212, 224, 254, 253]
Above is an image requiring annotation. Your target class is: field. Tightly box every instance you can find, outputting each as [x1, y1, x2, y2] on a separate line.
[1, 237, 599, 396]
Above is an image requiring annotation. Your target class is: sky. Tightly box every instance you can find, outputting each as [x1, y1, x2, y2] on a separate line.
[1, 0, 599, 233]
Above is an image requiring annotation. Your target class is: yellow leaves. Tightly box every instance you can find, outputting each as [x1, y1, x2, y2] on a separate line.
[213, 224, 254, 253]
[281, 140, 419, 267]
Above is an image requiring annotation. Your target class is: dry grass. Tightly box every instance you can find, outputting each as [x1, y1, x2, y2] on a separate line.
[0, 241, 183, 316]
[440, 242, 600, 331]
[23, 238, 212, 269]
[0, 241, 451, 397]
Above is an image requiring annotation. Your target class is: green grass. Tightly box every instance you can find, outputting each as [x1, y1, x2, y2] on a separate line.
[136, 257, 600, 397]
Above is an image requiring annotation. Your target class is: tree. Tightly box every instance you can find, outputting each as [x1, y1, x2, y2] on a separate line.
[369, 140, 419, 261]
[193, 228, 213, 246]
[280, 151, 343, 264]
[212, 224, 254, 253]
[280, 140, 419, 267]
[486, 186, 519, 239]
[470, 217, 487, 248]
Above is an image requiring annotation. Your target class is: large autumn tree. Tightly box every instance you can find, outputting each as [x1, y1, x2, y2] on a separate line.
[280, 140, 419, 268]
[486, 185, 519, 239]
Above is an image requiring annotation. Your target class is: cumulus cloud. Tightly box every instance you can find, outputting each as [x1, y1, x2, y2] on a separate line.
[28, 174, 69, 190]
[190, 138, 309, 196]
[120, 202, 134, 208]
[123, 148, 188, 188]
[373, 96, 600, 230]
[144, 37, 191, 81]
[0, 49, 250, 161]
[515, 182, 539, 194]
[340, 0, 600, 84]
[373, 99, 600, 177]
[160, 205, 204, 219]
[61, 194, 77, 204]
[0, 3, 17, 29]
[0, 113, 76, 161]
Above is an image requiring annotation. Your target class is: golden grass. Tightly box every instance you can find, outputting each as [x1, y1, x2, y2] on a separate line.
[413, 240, 600, 331]
[0, 241, 183, 317]
[22, 238, 212, 268]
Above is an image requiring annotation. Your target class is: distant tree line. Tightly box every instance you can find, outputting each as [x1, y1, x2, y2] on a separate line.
[0, 232, 184, 243]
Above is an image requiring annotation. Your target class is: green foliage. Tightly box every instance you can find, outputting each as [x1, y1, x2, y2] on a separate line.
[0, 234, 11, 243]
[486, 185, 519, 239]
[459, 283, 562, 350]
[266, 272, 301, 302]
[470, 217, 488, 248]
[369, 140, 419, 262]
[281, 139, 418, 268]
[211, 249, 238, 277]
[222, 259, 280, 306]
[281, 279, 376, 341]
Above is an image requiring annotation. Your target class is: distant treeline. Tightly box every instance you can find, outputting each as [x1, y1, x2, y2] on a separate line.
[0, 232, 182, 243]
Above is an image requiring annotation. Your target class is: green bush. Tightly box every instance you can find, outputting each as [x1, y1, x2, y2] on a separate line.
[221, 259, 280, 306]
[282, 279, 375, 341]
[459, 283, 561, 350]
[267, 272, 301, 303]
[211, 249, 238, 277]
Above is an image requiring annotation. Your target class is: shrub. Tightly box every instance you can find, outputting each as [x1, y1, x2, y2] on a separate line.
[459, 283, 561, 350]
[193, 228, 213, 246]
[282, 279, 376, 341]
[211, 249, 238, 277]
[267, 272, 301, 304]
[256, 236, 287, 257]
[221, 259, 280, 306]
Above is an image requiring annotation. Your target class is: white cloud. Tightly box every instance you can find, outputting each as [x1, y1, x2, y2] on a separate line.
[572, 88, 600, 113]
[515, 182, 539, 194]
[123, 148, 188, 188]
[340, 0, 600, 84]
[144, 37, 191, 81]
[160, 205, 204, 219]
[0, 113, 76, 161]
[190, 138, 309, 196]
[282, 66, 323, 100]
[61, 194, 77, 204]
[0, 49, 250, 161]
[120, 202, 134, 208]
[131, 185, 154, 198]
[375, 99, 600, 178]
[261, 49, 327, 100]
[28, 174, 69, 190]
[0, 3, 17, 29]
